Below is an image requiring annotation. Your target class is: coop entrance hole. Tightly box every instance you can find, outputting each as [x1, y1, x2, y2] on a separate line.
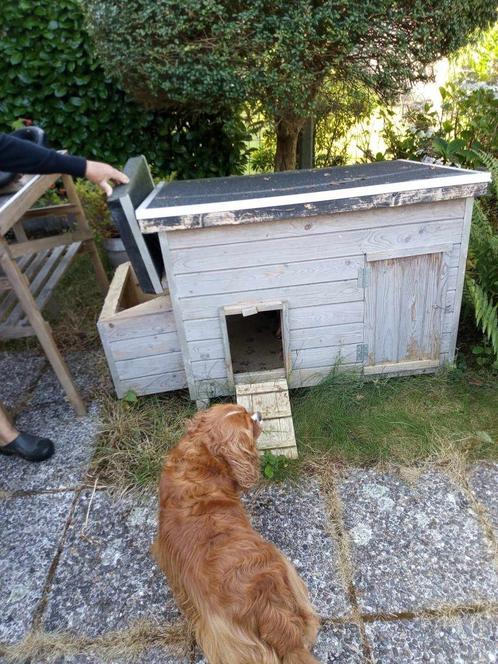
[226, 309, 284, 375]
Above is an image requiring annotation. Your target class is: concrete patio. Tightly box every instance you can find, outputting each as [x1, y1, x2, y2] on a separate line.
[0, 350, 497, 663]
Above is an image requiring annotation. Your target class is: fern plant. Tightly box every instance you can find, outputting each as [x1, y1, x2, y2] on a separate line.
[465, 278, 498, 358]
[465, 151, 498, 362]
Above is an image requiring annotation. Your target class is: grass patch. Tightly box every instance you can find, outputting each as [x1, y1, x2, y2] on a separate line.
[292, 366, 498, 467]
[0, 620, 190, 663]
[91, 390, 195, 491]
[93, 365, 497, 492]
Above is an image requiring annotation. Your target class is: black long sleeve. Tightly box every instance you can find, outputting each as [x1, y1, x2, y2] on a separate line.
[0, 133, 86, 177]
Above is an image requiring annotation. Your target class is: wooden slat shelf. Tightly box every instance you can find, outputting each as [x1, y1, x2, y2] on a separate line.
[0, 242, 82, 338]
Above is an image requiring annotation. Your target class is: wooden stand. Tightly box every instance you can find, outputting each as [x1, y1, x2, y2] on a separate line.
[0, 172, 109, 416]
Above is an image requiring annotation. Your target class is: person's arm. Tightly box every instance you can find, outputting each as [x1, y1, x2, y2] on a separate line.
[0, 133, 86, 177]
[0, 133, 128, 195]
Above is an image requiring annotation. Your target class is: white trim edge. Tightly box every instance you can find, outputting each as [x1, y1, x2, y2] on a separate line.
[136, 171, 490, 221]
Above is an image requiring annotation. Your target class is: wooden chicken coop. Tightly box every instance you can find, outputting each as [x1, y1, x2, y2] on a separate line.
[98, 157, 489, 457]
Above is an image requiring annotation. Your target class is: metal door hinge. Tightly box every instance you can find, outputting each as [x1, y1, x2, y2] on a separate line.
[358, 267, 369, 288]
[356, 343, 369, 363]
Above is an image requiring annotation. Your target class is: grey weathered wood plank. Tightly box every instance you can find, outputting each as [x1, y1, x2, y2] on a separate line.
[0, 232, 86, 415]
[234, 369, 286, 385]
[120, 371, 188, 397]
[289, 301, 364, 329]
[174, 255, 363, 298]
[291, 322, 363, 350]
[109, 331, 182, 361]
[287, 364, 360, 388]
[159, 232, 197, 399]
[370, 259, 398, 364]
[99, 261, 130, 321]
[7, 246, 66, 325]
[166, 200, 466, 250]
[0, 323, 34, 339]
[8, 229, 91, 258]
[420, 252, 446, 360]
[364, 358, 440, 375]
[1, 250, 51, 323]
[188, 338, 226, 362]
[395, 255, 428, 362]
[443, 289, 457, 334]
[179, 280, 363, 320]
[0, 278, 11, 292]
[291, 343, 359, 369]
[447, 198, 474, 363]
[20, 202, 78, 219]
[365, 251, 448, 369]
[0, 173, 60, 236]
[100, 311, 179, 342]
[236, 378, 289, 395]
[169, 219, 462, 274]
[184, 317, 220, 342]
[115, 351, 185, 381]
[0, 253, 38, 320]
[190, 357, 227, 381]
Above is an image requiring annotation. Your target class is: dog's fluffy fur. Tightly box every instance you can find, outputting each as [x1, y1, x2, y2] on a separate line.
[152, 403, 319, 664]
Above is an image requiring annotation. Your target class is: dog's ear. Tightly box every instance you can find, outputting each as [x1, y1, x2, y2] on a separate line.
[190, 406, 260, 489]
[218, 416, 261, 489]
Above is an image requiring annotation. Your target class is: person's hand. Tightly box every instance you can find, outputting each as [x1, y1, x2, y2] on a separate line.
[85, 160, 129, 197]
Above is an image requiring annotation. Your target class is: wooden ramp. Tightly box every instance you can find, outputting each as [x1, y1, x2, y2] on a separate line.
[236, 376, 298, 459]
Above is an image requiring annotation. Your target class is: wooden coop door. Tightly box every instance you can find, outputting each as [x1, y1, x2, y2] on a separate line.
[364, 251, 447, 374]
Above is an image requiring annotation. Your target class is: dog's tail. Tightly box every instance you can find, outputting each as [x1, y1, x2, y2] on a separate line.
[282, 648, 320, 664]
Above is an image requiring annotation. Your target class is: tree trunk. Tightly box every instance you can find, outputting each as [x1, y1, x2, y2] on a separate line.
[274, 117, 305, 171]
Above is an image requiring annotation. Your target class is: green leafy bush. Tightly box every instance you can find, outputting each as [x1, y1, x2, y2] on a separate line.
[379, 82, 498, 167]
[0, 0, 249, 177]
[86, 0, 496, 171]
[465, 152, 498, 364]
[378, 22, 498, 167]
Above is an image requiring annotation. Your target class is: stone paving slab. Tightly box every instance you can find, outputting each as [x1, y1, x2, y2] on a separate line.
[44, 491, 178, 638]
[0, 492, 74, 644]
[339, 469, 498, 614]
[365, 615, 497, 663]
[312, 623, 364, 663]
[0, 401, 99, 493]
[0, 350, 46, 411]
[243, 480, 350, 617]
[29, 351, 111, 408]
[469, 463, 498, 532]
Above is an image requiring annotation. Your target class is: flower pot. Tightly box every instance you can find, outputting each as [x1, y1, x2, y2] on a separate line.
[103, 237, 128, 268]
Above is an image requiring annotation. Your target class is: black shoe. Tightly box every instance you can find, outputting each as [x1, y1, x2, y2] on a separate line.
[0, 432, 55, 462]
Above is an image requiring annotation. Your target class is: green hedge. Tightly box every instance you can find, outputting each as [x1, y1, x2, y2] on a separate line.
[0, 0, 248, 177]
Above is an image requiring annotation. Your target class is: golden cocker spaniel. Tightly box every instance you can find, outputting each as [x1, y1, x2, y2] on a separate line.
[152, 403, 319, 664]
